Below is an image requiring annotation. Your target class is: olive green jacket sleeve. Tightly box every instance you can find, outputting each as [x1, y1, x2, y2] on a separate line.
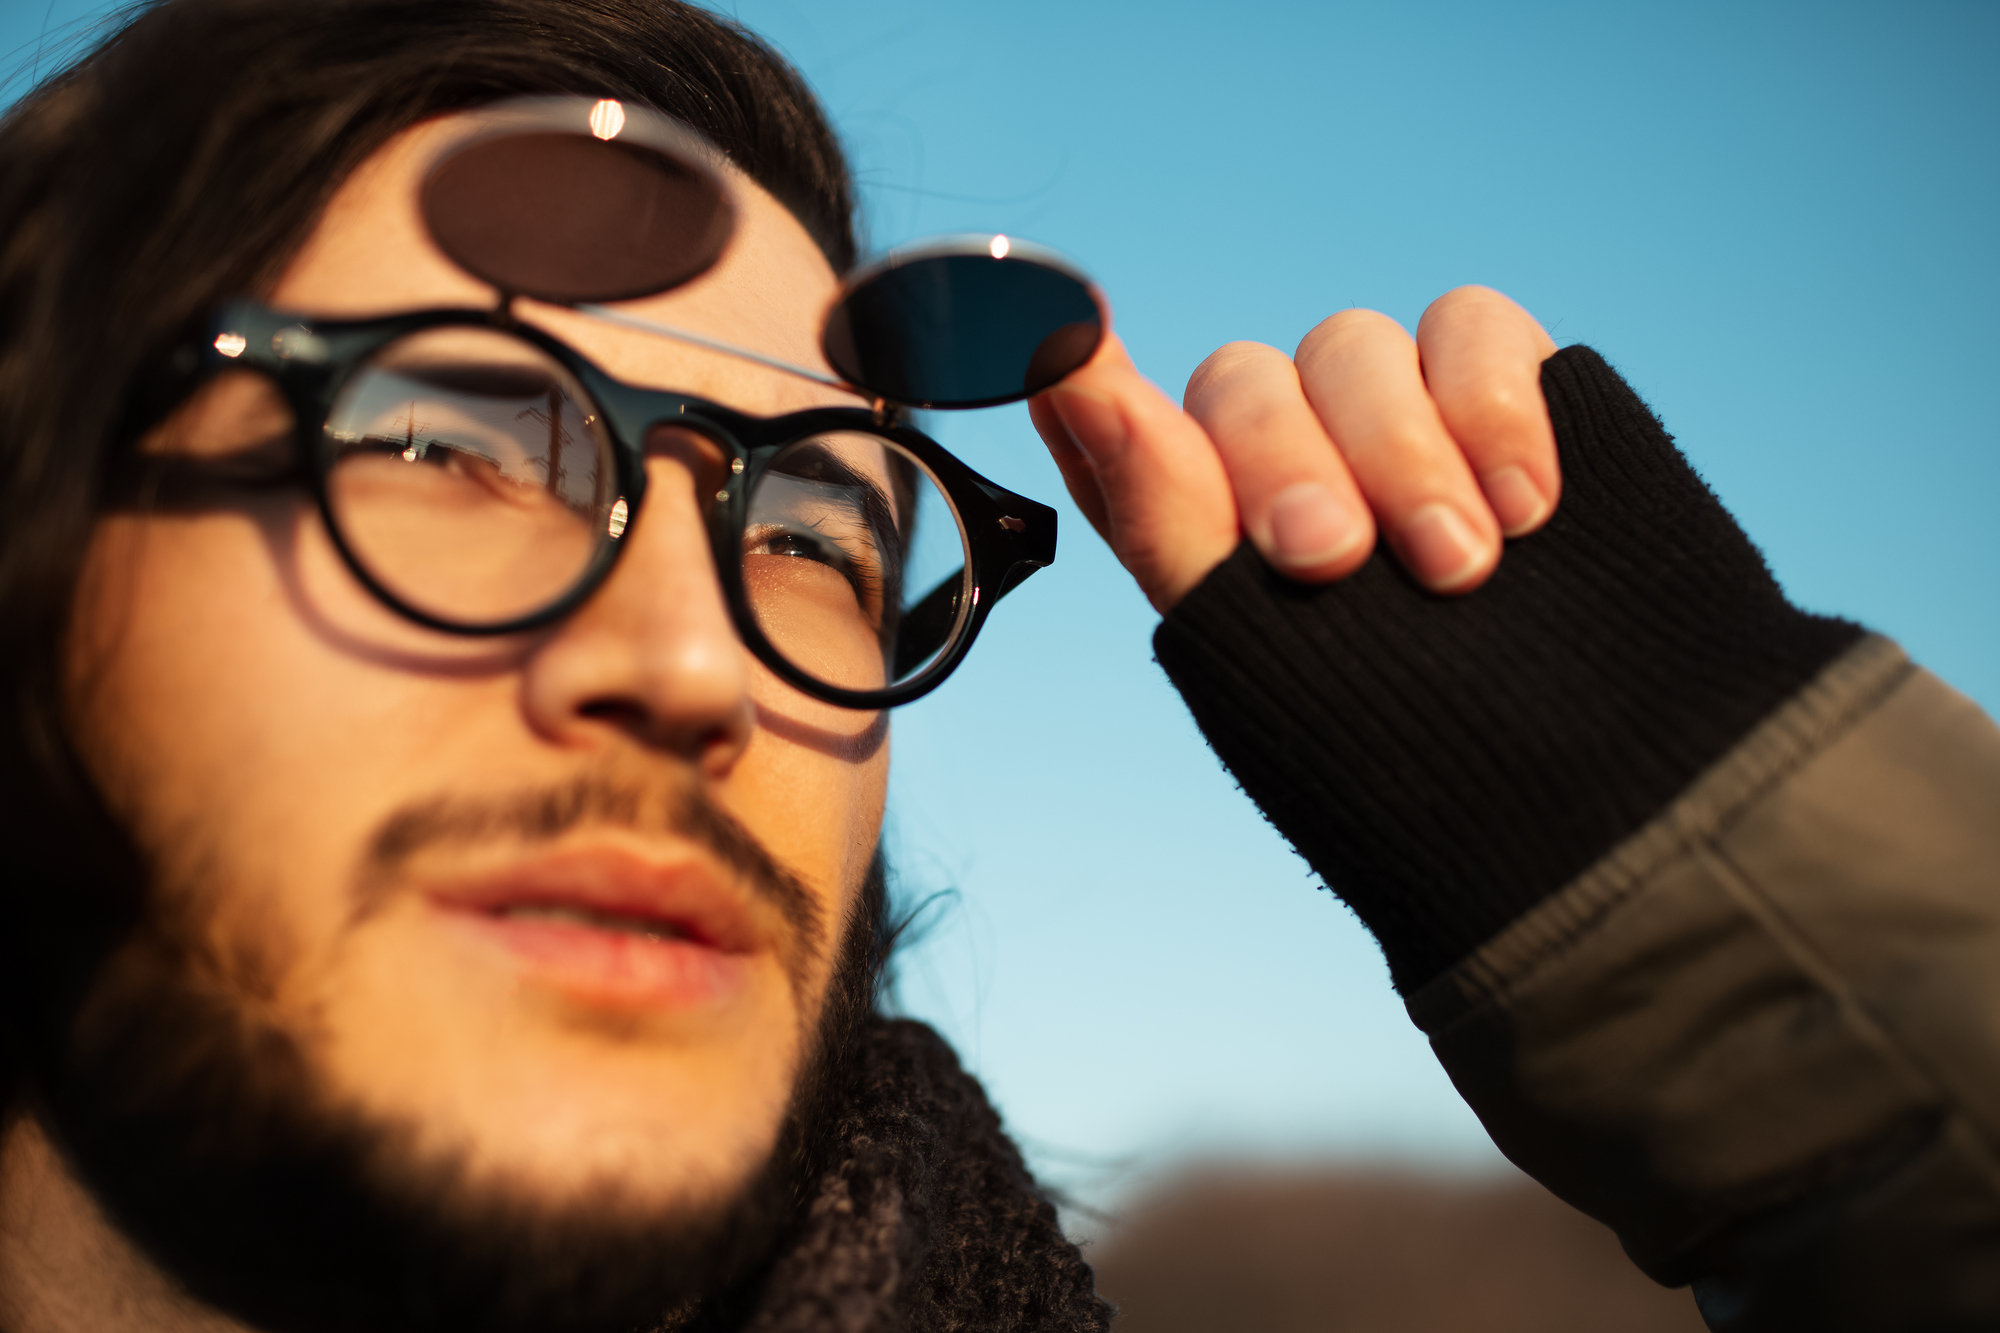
[1407, 635, 2000, 1329]
[1156, 347, 1999, 1327]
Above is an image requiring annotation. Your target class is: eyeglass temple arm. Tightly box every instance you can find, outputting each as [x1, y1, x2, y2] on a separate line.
[570, 303, 862, 396]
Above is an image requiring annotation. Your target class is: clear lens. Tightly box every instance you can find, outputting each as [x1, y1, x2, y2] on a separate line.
[323, 326, 619, 626]
[743, 432, 970, 695]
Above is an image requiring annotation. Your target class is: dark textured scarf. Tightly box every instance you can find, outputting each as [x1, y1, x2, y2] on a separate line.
[689, 1018, 1114, 1333]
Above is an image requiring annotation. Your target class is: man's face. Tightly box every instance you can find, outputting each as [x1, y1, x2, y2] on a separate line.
[61, 111, 887, 1267]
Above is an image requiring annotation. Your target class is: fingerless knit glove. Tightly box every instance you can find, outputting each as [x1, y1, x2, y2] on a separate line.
[1153, 346, 1864, 992]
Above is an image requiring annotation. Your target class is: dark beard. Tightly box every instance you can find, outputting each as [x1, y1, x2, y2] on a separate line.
[27, 781, 886, 1333]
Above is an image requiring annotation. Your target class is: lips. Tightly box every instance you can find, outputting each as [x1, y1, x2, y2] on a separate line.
[423, 844, 763, 1008]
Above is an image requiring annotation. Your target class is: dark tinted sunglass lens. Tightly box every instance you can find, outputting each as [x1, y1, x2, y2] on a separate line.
[322, 326, 623, 628]
[822, 247, 1102, 408]
[741, 433, 971, 696]
[422, 132, 732, 303]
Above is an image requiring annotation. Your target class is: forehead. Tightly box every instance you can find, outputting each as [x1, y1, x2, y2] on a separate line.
[271, 111, 856, 415]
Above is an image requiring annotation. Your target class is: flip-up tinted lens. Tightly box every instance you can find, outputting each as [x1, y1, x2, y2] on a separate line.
[822, 239, 1104, 409]
[420, 101, 733, 304]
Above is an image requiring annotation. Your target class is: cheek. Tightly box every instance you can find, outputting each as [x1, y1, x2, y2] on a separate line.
[728, 674, 889, 948]
[66, 507, 514, 960]
[62, 500, 884, 1208]
[70, 510, 311, 843]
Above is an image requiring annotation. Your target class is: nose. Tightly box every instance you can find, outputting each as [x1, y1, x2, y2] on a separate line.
[520, 434, 753, 773]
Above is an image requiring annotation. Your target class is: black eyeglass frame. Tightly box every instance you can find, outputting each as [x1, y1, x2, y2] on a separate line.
[178, 299, 1057, 710]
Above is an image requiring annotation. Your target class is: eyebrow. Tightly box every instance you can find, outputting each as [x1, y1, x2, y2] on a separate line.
[772, 441, 901, 549]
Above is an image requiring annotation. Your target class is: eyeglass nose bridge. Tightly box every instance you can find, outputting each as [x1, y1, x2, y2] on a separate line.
[588, 397, 1061, 711]
[633, 419, 738, 512]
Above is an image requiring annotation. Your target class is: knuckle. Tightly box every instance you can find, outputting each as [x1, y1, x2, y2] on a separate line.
[1443, 372, 1547, 446]
[1342, 407, 1463, 480]
[1210, 395, 1304, 451]
[1296, 308, 1403, 366]
[1417, 286, 1552, 356]
[1432, 283, 1507, 313]
[1375, 422, 1447, 466]
[1419, 284, 1509, 326]
[1185, 341, 1287, 410]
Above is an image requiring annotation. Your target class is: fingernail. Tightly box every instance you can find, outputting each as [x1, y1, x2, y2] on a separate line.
[1267, 481, 1365, 571]
[1399, 503, 1489, 591]
[1480, 465, 1549, 536]
[1048, 384, 1127, 465]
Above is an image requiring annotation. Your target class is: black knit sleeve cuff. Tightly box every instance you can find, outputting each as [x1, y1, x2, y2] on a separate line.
[1153, 345, 1864, 993]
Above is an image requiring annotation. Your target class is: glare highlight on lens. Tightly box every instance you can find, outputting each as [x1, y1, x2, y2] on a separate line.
[423, 101, 733, 303]
[588, 99, 626, 141]
[989, 235, 1010, 259]
[213, 332, 247, 358]
[322, 326, 619, 627]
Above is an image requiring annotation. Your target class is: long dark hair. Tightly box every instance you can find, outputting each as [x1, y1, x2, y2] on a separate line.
[0, 0, 859, 1106]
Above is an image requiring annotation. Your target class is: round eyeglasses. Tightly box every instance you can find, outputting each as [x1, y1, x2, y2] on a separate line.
[180, 300, 1064, 704]
[153, 300, 1055, 710]
[128, 94, 1102, 708]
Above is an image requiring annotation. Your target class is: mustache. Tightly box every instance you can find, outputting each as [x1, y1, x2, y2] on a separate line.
[354, 773, 826, 962]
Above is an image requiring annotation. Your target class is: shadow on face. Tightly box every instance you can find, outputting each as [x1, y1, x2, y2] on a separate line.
[52, 107, 896, 1326]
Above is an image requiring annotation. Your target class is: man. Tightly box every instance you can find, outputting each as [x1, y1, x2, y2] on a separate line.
[1, 3, 1994, 1332]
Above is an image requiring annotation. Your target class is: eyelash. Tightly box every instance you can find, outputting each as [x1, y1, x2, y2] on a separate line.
[744, 521, 887, 617]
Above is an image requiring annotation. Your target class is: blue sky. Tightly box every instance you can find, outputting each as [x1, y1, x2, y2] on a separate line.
[719, 0, 2000, 1192]
[6, 0, 1996, 1198]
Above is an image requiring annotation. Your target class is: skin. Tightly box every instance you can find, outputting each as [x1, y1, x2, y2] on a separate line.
[0, 105, 1560, 1331]
[1031, 286, 1559, 608]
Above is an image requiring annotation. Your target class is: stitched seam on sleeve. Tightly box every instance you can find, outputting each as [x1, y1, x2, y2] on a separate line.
[1694, 837, 2000, 1193]
[1408, 634, 1914, 1036]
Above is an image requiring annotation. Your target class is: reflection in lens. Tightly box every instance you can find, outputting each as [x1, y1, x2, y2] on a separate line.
[822, 249, 1102, 408]
[323, 327, 619, 626]
[744, 433, 969, 694]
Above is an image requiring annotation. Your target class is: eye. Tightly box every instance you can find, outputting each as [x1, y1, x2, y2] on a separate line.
[749, 524, 842, 566]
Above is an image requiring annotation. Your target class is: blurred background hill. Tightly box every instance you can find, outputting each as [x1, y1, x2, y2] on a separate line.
[1089, 1166, 1707, 1332]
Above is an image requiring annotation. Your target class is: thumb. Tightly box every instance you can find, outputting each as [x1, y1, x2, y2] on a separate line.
[1027, 336, 1240, 613]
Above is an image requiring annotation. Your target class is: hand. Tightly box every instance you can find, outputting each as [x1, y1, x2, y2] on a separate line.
[1027, 286, 1560, 612]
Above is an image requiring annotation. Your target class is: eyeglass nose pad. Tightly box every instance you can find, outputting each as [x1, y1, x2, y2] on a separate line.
[821, 235, 1105, 410]
[419, 96, 737, 304]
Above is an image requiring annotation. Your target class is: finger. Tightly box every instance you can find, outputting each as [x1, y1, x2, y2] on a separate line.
[1415, 286, 1560, 536]
[1029, 334, 1239, 612]
[1026, 392, 1111, 541]
[1295, 309, 1500, 593]
[1183, 341, 1374, 581]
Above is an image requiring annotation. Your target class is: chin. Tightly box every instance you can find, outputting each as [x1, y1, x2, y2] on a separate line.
[25, 803, 885, 1331]
[293, 897, 814, 1211]
[35, 917, 820, 1333]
